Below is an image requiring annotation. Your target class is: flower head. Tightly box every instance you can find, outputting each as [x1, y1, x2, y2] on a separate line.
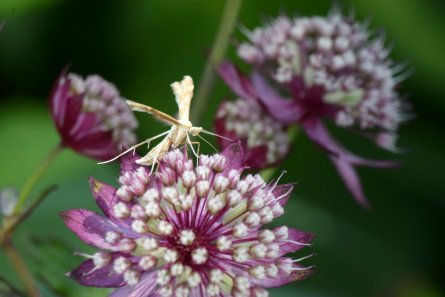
[61, 143, 314, 296]
[50, 72, 138, 160]
[219, 8, 407, 207]
[215, 98, 290, 169]
[237, 11, 407, 132]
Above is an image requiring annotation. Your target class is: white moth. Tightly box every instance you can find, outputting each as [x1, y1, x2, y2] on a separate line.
[100, 76, 225, 171]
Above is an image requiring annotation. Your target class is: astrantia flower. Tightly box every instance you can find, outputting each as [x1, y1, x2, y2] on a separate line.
[215, 97, 290, 169]
[61, 143, 314, 296]
[237, 11, 407, 130]
[220, 9, 407, 207]
[50, 72, 138, 160]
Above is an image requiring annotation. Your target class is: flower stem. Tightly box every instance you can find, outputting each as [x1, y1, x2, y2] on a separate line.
[2, 185, 57, 242]
[14, 143, 63, 214]
[2, 239, 40, 297]
[191, 0, 243, 125]
[261, 125, 300, 182]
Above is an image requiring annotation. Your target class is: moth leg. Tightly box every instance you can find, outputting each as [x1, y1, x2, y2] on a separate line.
[186, 133, 199, 159]
[186, 133, 202, 166]
[149, 138, 171, 175]
[149, 146, 162, 176]
[98, 130, 170, 164]
[196, 141, 201, 156]
[149, 150, 158, 175]
[190, 141, 201, 167]
[193, 141, 201, 167]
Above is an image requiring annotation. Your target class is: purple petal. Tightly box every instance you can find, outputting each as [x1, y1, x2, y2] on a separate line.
[60, 209, 123, 250]
[49, 72, 71, 129]
[301, 117, 342, 155]
[271, 184, 294, 207]
[70, 131, 117, 161]
[244, 146, 269, 169]
[59, 94, 83, 138]
[89, 178, 117, 218]
[302, 117, 397, 167]
[347, 154, 399, 168]
[220, 142, 245, 174]
[252, 262, 314, 288]
[217, 61, 256, 100]
[374, 131, 404, 153]
[251, 72, 304, 123]
[109, 272, 158, 297]
[302, 117, 398, 206]
[277, 227, 315, 256]
[250, 71, 281, 99]
[69, 112, 98, 140]
[303, 118, 369, 205]
[330, 156, 369, 208]
[69, 254, 125, 288]
[120, 151, 144, 174]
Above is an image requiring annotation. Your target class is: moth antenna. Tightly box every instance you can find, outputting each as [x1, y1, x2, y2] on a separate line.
[197, 134, 218, 153]
[201, 129, 233, 142]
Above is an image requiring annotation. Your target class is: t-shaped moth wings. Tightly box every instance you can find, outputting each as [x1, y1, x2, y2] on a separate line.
[100, 76, 227, 173]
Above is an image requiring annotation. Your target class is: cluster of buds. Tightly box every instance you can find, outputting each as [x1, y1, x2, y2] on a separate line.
[62, 144, 314, 296]
[215, 98, 290, 169]
[50, 72, 138, 160]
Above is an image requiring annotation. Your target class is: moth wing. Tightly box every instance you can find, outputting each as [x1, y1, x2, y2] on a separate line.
[126, 100, 183, 126]
[171, 76, 194, 122]
[136, 138, 172, 166]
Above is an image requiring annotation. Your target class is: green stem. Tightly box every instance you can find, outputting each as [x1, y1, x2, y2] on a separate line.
[191, 0, 243, 125]
[3, 239, 40, 297]
[260, 125, 300, 182]
[14, 143, 63, 214]
[2, 186, 57, 242]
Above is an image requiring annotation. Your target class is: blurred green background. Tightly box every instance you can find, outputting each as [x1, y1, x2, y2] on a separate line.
[1, 0, 444, 296]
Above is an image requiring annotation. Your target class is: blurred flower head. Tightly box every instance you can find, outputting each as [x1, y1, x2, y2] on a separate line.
[237, 10, 408, 133]
[219, 8, 407, 207]
[50, 72, 138, 161]
[62, 143, 314, 297]
[215, 97, 290, 169]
